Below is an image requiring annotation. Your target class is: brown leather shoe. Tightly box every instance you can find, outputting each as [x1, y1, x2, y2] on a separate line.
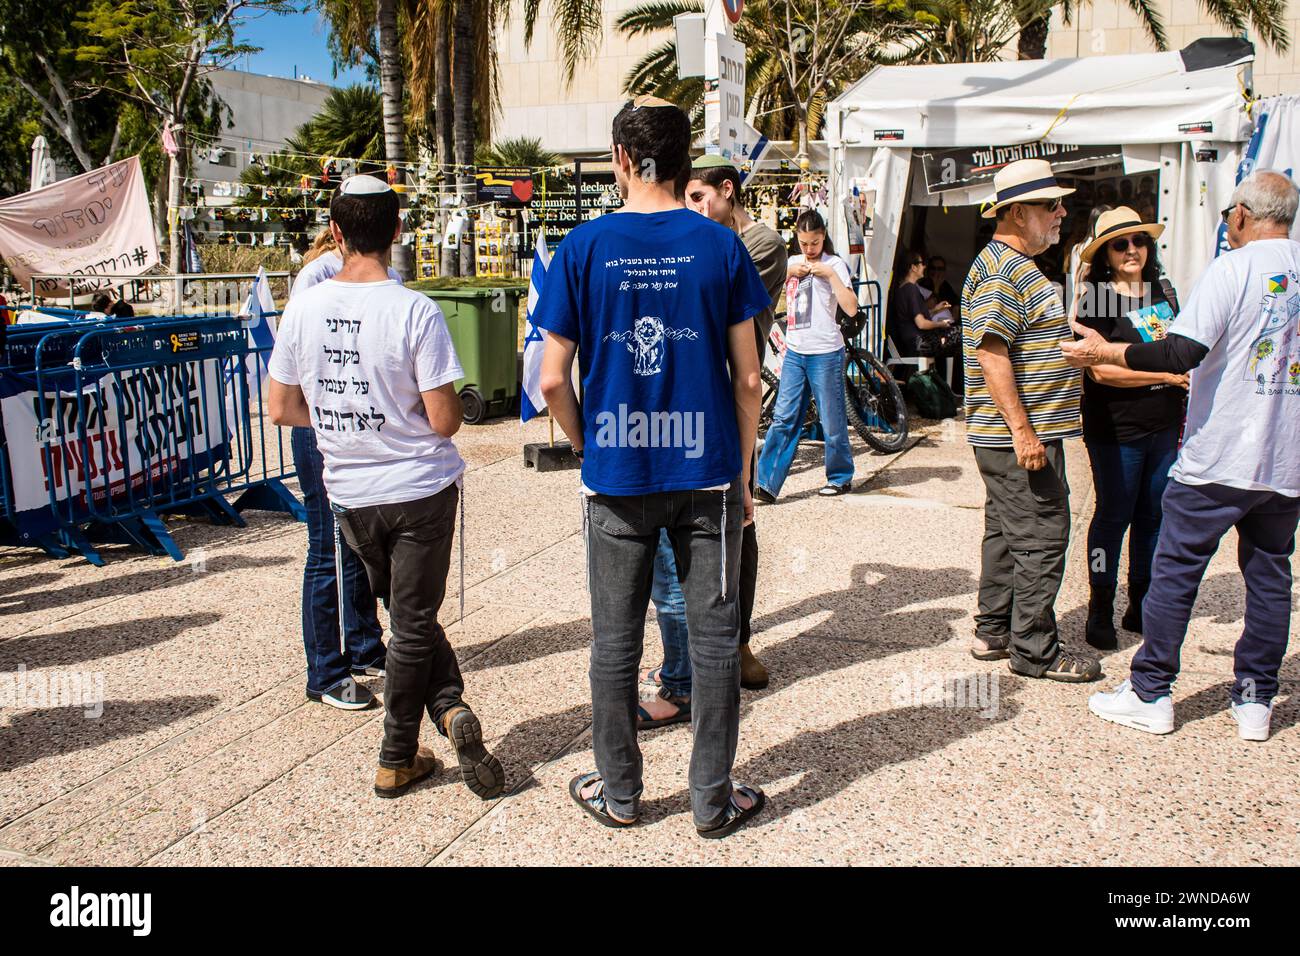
[740, 644, 769, 690]
[440, 705, 506, 799]
[374, 746, 440, 799]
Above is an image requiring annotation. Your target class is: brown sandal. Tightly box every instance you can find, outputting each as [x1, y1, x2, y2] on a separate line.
[970, 634, 1011, 661]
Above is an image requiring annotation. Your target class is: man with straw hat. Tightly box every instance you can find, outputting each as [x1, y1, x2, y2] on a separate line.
[963, 158, 1101, 683]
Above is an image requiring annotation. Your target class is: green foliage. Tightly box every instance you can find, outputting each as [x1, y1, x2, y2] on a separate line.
[198, 243, 296, 275]
[475, 136, 561, 168]
[298, 84, 387, 160]
[0, 87, 44, 196]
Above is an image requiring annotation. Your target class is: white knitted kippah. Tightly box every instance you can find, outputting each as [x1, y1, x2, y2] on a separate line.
[338, 174, 392, 196]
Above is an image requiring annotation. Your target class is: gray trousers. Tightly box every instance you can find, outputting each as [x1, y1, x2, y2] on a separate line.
[586, 481, 744, 827]
[973, 441, 1071, 676]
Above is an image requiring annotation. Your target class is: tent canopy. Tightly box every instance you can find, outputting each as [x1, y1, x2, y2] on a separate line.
[830, 41, 1253, 149]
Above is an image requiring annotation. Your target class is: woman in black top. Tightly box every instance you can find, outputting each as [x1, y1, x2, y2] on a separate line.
[889, 251, 955, 358]
[1074, 206, 1188, 650]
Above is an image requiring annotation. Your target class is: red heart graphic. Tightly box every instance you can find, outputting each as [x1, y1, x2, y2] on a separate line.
[512, 179, 534, 203]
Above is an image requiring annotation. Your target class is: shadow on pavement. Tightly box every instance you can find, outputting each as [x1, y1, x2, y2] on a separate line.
[459, 618, 591, 673]
[479, 562, 980, 796]
[0, 554, 292, 618]
[643, 682, 1023, 826]
[0, 694, 222, 774]
[0, 572, 62, 599]
[0, 612, 224, 671]
[857, 465, 965, 492]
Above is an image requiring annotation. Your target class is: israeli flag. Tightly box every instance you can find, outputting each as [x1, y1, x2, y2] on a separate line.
[520, 230, 552, 422]
[733, 122, 771, 187]
[241, 266, 278, 379]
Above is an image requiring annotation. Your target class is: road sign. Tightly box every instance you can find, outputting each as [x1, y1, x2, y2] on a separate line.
[723, 0, 743, 24]
[717, 34, 746, 161]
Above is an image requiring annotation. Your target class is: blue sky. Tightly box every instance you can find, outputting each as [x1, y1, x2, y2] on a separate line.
[233, 8, 370, 88]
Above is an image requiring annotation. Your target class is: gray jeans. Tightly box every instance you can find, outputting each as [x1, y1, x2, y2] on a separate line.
[972, 442, 1071, 676]
[585, 480, 744, 827]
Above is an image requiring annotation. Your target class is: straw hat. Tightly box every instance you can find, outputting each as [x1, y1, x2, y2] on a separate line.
[981, 158, 1075, 219]
[1080, 206, 1165, 262]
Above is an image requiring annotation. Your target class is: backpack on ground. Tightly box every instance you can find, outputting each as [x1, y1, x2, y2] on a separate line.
[906, 367, 959, 420]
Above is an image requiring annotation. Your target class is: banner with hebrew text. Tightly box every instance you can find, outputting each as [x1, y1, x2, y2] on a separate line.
[0, 155, 160, 296]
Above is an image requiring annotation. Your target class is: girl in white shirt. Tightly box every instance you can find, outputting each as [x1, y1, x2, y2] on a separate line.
[755, 210, 860, 500]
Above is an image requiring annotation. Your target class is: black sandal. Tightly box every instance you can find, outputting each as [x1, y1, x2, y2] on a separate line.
[636, 687, 691, 730]
[569, 772, 637, 828]
[696, 784, 766, 839]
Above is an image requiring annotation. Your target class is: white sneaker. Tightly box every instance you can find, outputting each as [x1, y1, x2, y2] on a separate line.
[1088, 679, 1174, 735]
[1230, 700, 1273, 741]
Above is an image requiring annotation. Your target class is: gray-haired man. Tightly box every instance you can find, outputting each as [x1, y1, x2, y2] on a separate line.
[1065, 170, 1300, 742]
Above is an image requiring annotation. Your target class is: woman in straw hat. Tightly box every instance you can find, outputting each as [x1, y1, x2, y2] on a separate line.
[1072, 206, 1188, 652]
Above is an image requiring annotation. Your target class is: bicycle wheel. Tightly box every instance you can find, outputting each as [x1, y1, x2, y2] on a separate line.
[844, 347, 909, 453]
[759, 365, 819, 440]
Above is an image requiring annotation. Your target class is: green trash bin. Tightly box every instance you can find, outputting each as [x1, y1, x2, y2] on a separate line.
[424, 288, 522, 424]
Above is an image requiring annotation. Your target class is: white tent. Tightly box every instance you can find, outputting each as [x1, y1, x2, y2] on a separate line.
[826, 40, 1256, 313]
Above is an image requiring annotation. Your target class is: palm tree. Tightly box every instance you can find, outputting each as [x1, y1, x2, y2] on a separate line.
[885, 0, 1022, 63]
[516, 0, 608, 86]
[1015, 0, 1290, 61]
[616, 1, 910, 152]
[375, 0, 413, 277]
[302, 85, 387, 160]
[476, 135, 561, 168]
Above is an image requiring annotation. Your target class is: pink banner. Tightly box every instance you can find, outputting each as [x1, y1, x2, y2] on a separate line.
[0, 155, 160, 296]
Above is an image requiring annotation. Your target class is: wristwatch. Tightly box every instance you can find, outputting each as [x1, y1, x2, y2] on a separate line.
[574, 446, 584, 460]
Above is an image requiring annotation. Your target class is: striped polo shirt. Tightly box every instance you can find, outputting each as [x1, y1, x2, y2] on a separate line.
[961, 240, 1081, 448]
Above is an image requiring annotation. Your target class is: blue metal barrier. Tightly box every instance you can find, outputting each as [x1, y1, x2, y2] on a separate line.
[1, 307, 304, 565]
[851, 279, 885, 357]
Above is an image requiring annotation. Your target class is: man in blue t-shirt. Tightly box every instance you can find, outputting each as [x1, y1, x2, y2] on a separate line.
[535, 97, 770, 839]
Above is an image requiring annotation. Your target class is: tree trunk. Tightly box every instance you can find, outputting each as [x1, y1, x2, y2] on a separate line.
[152, 154, 168, 253]
[453, 0, 476, 278]
[1017, 13, 1050, 60]
[794, 108, 810, 171]
[167, 127, 183, 275]
[376, 0, 413, 279]
[435, 4, 456, 277]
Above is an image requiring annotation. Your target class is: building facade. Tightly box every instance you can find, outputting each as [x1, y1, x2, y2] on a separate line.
[496, 0, 658, 156]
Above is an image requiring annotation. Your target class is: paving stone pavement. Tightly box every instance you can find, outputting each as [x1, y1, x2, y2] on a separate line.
[1, 415, 1296, 866]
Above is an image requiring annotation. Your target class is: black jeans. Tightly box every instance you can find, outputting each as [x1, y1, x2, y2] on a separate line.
[973, 441, 1071, 676]
[586, 481, 744, 827]
[333, 485, 465, 767]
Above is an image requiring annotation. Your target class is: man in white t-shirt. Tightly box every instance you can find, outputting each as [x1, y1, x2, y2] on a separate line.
[1064, 170, 1300, 742]
[269, 175, 505, 799]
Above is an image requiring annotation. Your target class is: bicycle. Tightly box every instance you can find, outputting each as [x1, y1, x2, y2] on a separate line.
[759, 309, 909, 454]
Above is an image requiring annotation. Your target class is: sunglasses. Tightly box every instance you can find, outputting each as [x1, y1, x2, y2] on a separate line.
[1108, 234, 1150, 253]
[1221, 202, 1253, 223]
[1021, 198, 1063, 212]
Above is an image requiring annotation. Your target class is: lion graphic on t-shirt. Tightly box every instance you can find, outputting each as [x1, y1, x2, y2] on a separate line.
[605, 316, 698, 377]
